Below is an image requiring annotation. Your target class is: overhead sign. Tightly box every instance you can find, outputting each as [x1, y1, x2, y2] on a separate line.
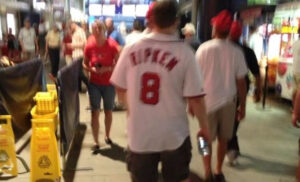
[0, 0, 30, 11]
[248, 0, 277, 5]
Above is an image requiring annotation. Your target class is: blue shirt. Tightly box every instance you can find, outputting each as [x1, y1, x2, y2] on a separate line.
[110, 30, 125, 46]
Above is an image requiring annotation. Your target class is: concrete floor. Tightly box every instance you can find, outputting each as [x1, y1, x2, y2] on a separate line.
[2, 92, 300, 182]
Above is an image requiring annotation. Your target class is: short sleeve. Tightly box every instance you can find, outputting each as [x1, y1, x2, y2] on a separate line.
[183, 49, 205, 97]
[235, 49, 248, 79]
[110, 46, 130, 89]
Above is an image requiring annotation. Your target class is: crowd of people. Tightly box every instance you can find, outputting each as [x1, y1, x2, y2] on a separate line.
[4, 1, 299, 181]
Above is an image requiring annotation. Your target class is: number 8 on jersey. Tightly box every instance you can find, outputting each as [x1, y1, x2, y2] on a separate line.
[140, 72, 160, 105]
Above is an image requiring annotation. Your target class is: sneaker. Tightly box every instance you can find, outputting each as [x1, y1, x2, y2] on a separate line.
[113, 103, 126, 111]
[91, 145, 100, 151]
[105, 138, 113, 145]
[214, 173, 226, 182]
[91, 145, 100, 155]
[227, 150, 239, 166]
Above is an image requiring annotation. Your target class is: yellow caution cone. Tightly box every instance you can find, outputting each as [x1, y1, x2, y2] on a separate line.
[0, 115, 18, 176]
[30, 119, 61, 182]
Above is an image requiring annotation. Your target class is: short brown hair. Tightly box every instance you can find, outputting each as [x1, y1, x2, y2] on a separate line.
[216, 30, 229, 38]
[153, 0, 179, 29]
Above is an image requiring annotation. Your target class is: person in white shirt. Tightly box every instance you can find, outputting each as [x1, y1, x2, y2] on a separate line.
[196, 10, 247, 182]
[67, 21, 88, 92]
[111, 1, 210, 182]
[19, 18, 39, 61]
[249, 26, 263, 62]
[125, 19, 142, 45]
[181, 23, 200, 51]
[292, 30, 300, 103]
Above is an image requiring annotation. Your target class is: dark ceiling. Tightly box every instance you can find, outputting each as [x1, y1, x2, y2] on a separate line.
[278, 0, 300, 3]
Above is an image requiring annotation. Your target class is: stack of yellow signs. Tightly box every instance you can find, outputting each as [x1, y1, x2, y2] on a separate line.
[30, 89, 60, 182]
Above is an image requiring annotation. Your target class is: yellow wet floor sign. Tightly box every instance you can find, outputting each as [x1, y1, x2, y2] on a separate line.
[31, 119, 60, 182]
[0, 115, 18, 176]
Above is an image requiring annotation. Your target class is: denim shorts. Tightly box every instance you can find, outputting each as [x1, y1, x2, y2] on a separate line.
[88, 83, 115, 111]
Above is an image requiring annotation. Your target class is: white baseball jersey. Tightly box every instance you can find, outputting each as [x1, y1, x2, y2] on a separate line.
[111, 32, 205, 153]
[196, 39, 248, 113]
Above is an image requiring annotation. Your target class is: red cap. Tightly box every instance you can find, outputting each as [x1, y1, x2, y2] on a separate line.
[211, 10, 232, 33]
[230, 21, 242, 41]
[146, 2, 156, 20]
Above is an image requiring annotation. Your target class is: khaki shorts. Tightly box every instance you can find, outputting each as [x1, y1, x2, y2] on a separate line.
[126, 137, 192, 182]
[21, 51, 35, 61]
[208, 99, 237, 141]
[294, 74, 300, 92]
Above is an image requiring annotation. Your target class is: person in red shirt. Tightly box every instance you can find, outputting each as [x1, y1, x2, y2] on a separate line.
[83, 20, 119, 150]
[63, 27, 73, 65]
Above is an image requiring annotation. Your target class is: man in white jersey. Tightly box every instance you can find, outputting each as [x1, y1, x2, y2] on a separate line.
[196, 10, 248, 182]
[292, 29, 300, 103]
[111, 1, 210, 182]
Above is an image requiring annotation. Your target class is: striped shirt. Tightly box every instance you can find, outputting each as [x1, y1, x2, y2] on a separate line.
[72, 27, 87, 60]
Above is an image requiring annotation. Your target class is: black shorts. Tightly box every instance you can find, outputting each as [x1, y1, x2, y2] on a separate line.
[126, 137, 192, 182]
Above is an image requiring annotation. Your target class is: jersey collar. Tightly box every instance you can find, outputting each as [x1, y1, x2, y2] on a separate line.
[145, 32, 180, 42]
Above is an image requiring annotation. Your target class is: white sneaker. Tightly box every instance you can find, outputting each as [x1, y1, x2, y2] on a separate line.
[227, 150, 238, 166]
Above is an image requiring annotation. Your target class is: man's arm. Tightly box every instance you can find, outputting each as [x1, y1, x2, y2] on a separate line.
[83, 57, 94, 73]
[115, 87, 128, 109]
[236, 77, 247, 121]
[293, 88, 300, 128]
[187, 96, 210, 142]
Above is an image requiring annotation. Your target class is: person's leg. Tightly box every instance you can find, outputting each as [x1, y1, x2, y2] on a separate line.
[297, 160, 300, 182]
[203, 145, 213, 179]
[161, 137, 192, 182]
[214, 100, 236, 181]
[102, 85, 115, 143]
[88, 83, 101, 147]
[227, 120, 240, 152]
[48, 48, 56, 77]
[202, 111, 217, 181]
[91, 110, 100, 146]
[126, 149, 160, 182]
[104, 110, 112, 140]
[215, 138, 228, 174]
[53, 48, 60, 77]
